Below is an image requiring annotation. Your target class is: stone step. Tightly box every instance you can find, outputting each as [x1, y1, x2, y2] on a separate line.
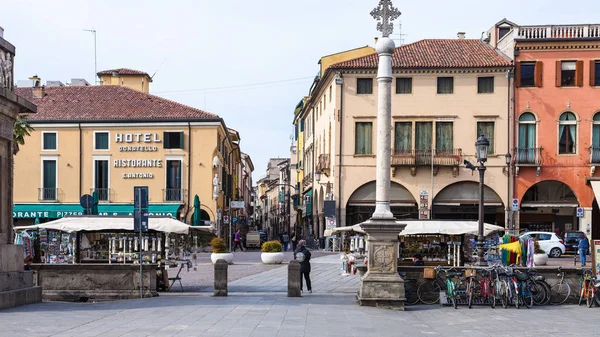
[0, 271, 34, 292]
[0, 286, 42, 310]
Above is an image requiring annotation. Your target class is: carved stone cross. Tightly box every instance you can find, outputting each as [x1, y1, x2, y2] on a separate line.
[370, 0, 401, 38]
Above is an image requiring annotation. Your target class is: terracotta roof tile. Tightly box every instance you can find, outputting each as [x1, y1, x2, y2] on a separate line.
[15, 85, 219, 122]
[97, 68, 150, 76]
[331, 39, 512, 69]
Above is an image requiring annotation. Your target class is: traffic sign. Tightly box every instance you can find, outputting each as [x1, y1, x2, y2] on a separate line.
[134, 209, 149, 232]
[512, 198, 519, 212]
[232, 216, 239, 224]
[231, 201, 245, 209]
[326, 217, 336, 230]
[80, 194, 94, 210]
[223, 216, 230, 224]
[577, 207, 584, 217]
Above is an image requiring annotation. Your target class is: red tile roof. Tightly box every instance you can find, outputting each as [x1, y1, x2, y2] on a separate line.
[331, 39, 512, 69]
[97, 68, 150, 76]
[15, 85, 219, 122]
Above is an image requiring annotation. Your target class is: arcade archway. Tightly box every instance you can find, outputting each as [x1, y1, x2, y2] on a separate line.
[520, 180, 578, 233]
[345, 181, 417, 226]
[432, 181, 505, 225]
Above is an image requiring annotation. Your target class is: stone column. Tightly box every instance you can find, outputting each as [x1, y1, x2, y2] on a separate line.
[357, 1, 406, 310]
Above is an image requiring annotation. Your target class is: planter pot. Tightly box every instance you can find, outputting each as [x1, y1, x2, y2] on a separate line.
[211, 253, 234, 264]
[534, 253, 548, 266]
[261, 252, 284, 264]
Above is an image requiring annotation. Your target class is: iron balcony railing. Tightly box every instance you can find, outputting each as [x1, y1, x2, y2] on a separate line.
[514, 147, 543, 165]
[303, 172, 313, 188]
[163, 188, 184, 202]
[90, 188, 110, 202]
[590, 147, 600, 164]
[39, 188, 58, 202]
[391, 148, 462, 167]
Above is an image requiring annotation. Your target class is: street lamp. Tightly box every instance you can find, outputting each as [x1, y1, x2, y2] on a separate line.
[464, 134, 490, 266]
[314, 170, 322, 183]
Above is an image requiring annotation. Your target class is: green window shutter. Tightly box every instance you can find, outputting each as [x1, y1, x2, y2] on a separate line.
[179, 132, 184, 149]
[163, 132, 170, 149]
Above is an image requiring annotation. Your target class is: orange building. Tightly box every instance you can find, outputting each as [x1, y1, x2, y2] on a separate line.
[490, 20, 600, 239]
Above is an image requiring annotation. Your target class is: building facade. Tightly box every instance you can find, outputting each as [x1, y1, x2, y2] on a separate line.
[295, 37, 513, 238]
[12, 71, 246, 235]
[489, 20, 600, 238]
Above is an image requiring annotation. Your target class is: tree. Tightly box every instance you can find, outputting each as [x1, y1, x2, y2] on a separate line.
[13, 114, 34, 155]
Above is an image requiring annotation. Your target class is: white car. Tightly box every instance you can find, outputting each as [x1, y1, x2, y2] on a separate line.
[520, 231, 566, 258]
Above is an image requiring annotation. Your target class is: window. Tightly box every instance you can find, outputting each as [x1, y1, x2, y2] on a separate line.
[394, 122, 412, 154]
[323, 95, 326, 110]
[94, 132, 109, 150]
[164, 131, 184, 149]
[415, 122, 433, 151]
[435, 122, 453, 152]
[94, 159, 109, 201]
[357, 78, 373, 94]
[592, 113, 600, 163]
[396, 78, 412, 94]
[558, 112, 577, 154]
[477, 77, 494, 93]
[537, 233, 552, 241]
[354, 122, 372, 155]
[519, 62, 536, 87]
[41, 159, 57, 201]
[300, 119, 305, 132]
[329, 85, 332, 101]
[477, 122, 495, 154]
[498, 27, 510, 40]
[42, 132, 57, 150]
[437, 77, 454, 94]
[592, 61, 600, 86]
[518, 113, 537, 163]
[166, 160, 182, 201]
[559, 61, 576, 86]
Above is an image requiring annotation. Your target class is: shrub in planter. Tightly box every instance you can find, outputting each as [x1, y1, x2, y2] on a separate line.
[210, 237, 233, 264]
[261, 240, 284, 264]
[533, 239, 548, 266]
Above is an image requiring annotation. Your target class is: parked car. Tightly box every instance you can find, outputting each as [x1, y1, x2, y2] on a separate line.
[520, 231, 565, 258]
[563, 231, 587, 254]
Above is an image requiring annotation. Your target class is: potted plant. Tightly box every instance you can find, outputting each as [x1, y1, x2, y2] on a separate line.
[260, 240, 284, 264]
[210, 237, 233, 264]
[533, 239, 548, 266]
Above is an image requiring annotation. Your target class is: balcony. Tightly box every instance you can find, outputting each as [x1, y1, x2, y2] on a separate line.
[391, 149, 462, 167]
[39, 188, 58, 202]
[514, 147, 543, 176]
[317, 154, 330, 174]
[515, 24, 600, 40]
[590, 148, 600, 175]
[163, 188, 184, 202]
[302, 173, 313, 188]
[90, 188, 110, 202]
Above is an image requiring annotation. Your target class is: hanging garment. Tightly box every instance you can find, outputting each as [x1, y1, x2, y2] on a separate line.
[499, 241, 522, 264]
[526, 239, 534, 268]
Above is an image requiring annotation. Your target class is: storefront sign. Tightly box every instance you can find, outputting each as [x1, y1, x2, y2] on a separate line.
[115, 133, 161, 144]
[12, 210, 177, 219]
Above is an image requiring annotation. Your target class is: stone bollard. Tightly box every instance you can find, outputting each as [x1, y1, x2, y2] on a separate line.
[214, 259, 228, 296]
[288, 260, 301, 297]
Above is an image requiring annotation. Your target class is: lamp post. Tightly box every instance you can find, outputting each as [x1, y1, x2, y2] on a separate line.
[475, 135, 490, 266]
[504, 152, 512, 233]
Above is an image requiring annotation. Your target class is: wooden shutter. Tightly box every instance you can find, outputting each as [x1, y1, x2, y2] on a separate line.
[178, 131, 184, 149]
[515, 62, 521, 88]
[590, 60, 596, 86]
[576, 60, 584, 87]
[555, 61, 561, 87]
[535, 61, 544, 87]
[163, 132, 170, 148]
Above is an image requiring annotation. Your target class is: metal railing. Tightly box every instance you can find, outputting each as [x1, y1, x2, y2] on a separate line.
[38, 188, 58, 201]
[302, 172, 313, 188]
[516, 24, 600, 40]
[391, 148, 461, 167]
[514, 147, 543, 165]
[163, 188, 183, 202]
[90, 188, 110, 202]
[590, 147, 600, 164]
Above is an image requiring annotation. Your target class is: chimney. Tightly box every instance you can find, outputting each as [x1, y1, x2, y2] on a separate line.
[374, 37, 379, 45]
[0, 26, 4, 38]
[457, 32, 466, 39]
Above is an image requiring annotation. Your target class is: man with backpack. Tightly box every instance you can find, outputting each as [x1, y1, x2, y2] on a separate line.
[294, 239, 312, 294]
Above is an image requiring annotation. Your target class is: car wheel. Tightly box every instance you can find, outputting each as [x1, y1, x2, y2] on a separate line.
[549, 247, 562, 258]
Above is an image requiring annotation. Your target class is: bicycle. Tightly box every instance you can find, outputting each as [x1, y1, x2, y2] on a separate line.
[514, 269, 534, 308]
[417, 266, 461, 307]
[526, 269, 551, 306]
[579, 269, 595, 308]
[492, 265, 509, 309]
[549, 267, 571, 305]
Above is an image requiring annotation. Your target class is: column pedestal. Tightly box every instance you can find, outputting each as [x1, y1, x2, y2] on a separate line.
[357, 218, 406, 310]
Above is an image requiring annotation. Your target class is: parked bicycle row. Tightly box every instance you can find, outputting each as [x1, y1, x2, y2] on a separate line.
[403, 265, 600, 308]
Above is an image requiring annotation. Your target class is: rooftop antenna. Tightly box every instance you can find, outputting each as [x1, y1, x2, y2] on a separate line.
[151, 58, 167, 80]
[395, 20, 407, 46]
[83, 28, 97, 84]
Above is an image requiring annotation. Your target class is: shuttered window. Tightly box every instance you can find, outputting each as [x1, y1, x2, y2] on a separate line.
[357, 78, 373, 94]
[477, 77, 494, 93]
[437, 77, 454, 94]
[396, 78, 412, 94]
[164, 131, 184, 149]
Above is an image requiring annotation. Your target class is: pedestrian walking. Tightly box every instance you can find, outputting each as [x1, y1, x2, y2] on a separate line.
[282, 232, 290, 252]
[578, 233, 590, 267]
[291, 231, 297, 251]
[233, 229, 244, 252]
[294, 239, 312, 294]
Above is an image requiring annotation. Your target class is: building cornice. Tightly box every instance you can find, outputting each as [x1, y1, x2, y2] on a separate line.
[516, 41, 600, 51]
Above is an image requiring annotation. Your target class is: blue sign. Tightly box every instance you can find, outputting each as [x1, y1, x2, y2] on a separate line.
[80, 194, 94, 210]
[577, 207, 584, 217]
[232, 216, 239, 224]
[511, 198, 519, 212]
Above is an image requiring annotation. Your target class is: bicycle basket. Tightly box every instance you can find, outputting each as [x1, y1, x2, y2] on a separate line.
[423, 268, 436, 279]
[465, 269, 476, 278]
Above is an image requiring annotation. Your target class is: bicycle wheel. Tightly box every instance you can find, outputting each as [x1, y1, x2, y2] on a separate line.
[488, 280, 496, 308]
[531, 281, 548, 306]
[417, 280, 441, 305]
[497, 280, 508, 309]
[404, 280, 420, 306]
[523, 282, 534, 308]
[579, 282, 586, 306]
[587, 285, 595, 308]
[467, 279, 474, 309]
[550, 282, 571, 305]
[538, 280, 552, 305]
[512, 281, 520, 309]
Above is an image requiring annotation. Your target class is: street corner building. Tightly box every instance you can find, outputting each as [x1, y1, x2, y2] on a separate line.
[12, 69, 252, 232]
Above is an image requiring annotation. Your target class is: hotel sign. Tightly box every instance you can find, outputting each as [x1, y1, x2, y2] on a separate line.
[114, 133, 163, 179]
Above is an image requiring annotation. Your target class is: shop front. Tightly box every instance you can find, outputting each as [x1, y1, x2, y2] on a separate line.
[519, 181, 578, 234]
[432, 181, 505, 226]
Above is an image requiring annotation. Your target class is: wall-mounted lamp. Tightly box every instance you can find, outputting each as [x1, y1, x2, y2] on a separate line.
[335, 72, 343, 85]
[66, 163, 72, 167]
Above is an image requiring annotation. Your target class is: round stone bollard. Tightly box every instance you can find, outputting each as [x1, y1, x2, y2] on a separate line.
[214, 259, 228, 296]
[288, 260, 301, 297]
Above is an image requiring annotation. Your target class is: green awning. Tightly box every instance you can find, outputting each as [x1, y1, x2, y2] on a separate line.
[13, 203, 182, 219]
[303, 189, 313, 217]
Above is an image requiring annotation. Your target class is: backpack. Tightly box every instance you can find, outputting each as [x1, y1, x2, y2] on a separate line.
[295, 251, 305, 262]
[283, 234, 289, 242]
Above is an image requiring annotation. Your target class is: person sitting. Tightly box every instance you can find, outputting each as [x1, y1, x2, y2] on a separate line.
[412, 254, 424, 266]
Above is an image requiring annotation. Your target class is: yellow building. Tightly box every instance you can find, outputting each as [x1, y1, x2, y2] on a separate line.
[13, 70, 245, 230]
[97, 68, 152, 94]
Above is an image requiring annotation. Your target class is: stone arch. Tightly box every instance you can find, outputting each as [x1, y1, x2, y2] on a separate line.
[345, 181, 417, 226]
[520, 180, 578, 206]
[433, 181, 504, 206]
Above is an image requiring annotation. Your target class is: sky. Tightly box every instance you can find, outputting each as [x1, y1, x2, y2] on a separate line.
[2, 0, 599, 182]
